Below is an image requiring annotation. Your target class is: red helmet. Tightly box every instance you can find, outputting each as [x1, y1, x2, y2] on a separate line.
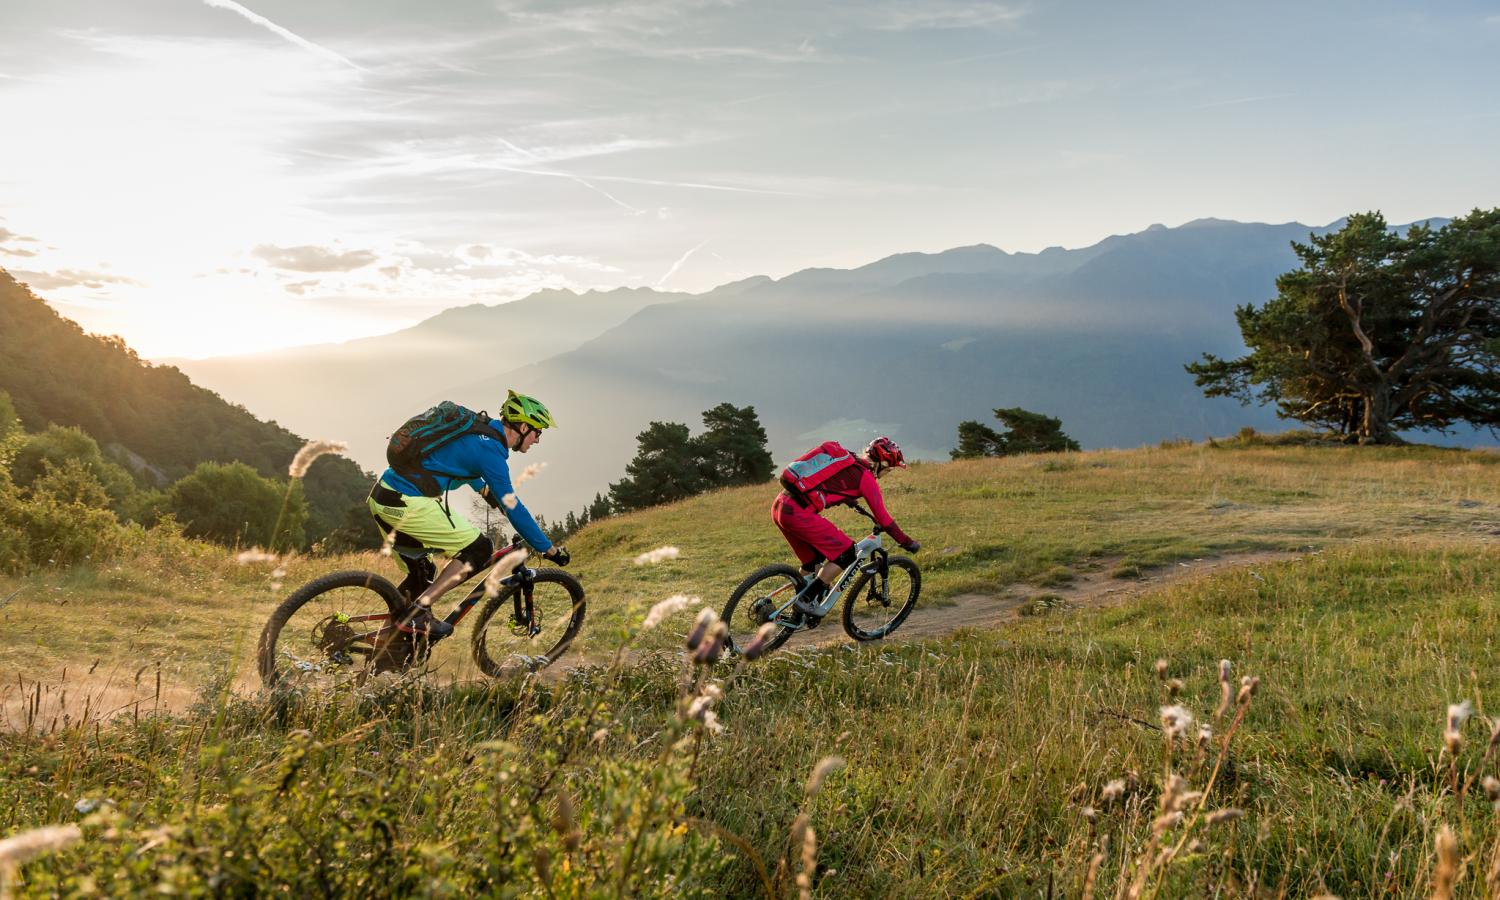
[864, 436, 906, 470]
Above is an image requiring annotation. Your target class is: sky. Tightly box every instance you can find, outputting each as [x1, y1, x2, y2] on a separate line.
[1, 0, 1497, 359]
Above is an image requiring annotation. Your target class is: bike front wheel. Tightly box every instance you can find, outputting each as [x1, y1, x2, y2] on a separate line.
[841, 556, 921, 641]
[721, 564, 802, 658]
[470, 568, 586, 676]
[258, 571, 409, 688]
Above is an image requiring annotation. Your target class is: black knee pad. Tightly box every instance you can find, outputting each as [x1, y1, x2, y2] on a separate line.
[833, 546, 858, 569]
[455, 534, 495, 573]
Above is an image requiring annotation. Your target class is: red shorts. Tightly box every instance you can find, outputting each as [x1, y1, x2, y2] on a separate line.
[772, 492, 854, 568]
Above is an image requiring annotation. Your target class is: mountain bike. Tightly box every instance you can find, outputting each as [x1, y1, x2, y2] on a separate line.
[257, 537, 586, 688]
[721, 505, 921, 657]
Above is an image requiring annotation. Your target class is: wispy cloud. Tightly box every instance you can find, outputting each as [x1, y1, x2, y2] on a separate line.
[12, 269, 143, 291]
[253, 244, 379, 273]
[496, 137, 647, 214]
[201, 0, 364, 71]
[869, 2, 1026, 31]
[656, 239, 710, 287]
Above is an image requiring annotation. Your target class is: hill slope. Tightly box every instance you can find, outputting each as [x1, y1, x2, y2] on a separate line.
[0, 269, 371, 542]
[3, 443, 1498, 897]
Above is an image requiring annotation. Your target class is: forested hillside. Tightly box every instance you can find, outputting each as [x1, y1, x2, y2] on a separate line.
[0, 269, 372, 545]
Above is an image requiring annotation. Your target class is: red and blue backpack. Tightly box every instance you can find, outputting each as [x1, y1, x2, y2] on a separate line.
[779, 441, 860, 510]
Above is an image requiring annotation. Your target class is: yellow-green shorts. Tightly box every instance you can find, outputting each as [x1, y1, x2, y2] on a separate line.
[367, 481, 480, 572]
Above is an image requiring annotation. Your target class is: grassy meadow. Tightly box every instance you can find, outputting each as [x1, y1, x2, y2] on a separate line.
[2, 440, 1499, 896]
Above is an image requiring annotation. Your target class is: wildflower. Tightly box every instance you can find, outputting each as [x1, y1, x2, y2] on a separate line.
[1153, 659, 1169, 680]
[379, 529, 397, 557]
[1445, 701, 1473, 753]
[643, 595, 700, 630]
[1197, 724, 1213, 748]
[1159, 705, 1194, 739]
[1080, 805, 1098, 822]
[805, 756, 845, 797]
[516, 462, 547, 484]
[684, 607, 717, 649]
[1236, 675, 1259, 705]
[691, 621, 728, 665]
[591, 728, 609, 745]
[1206, 808, 1244, 825]
[1484, 775, 1500, 804]
[741, 622, 781, 661]
[235, 548, 278, 565]
[288, 439, 348, 478]
[1166, 678, 1184, 696]
[1101, 779, 1126, 804]
[633, 546, 681, 566]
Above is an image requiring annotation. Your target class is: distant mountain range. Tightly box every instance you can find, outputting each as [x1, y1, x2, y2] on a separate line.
[169, 217, 1472, 519]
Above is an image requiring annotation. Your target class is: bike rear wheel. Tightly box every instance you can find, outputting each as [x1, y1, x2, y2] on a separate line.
[841, 556, 921, 641]
[258, 571, 411, 688]
[470, 568, 586, 676]
[721, 563, 802, 657]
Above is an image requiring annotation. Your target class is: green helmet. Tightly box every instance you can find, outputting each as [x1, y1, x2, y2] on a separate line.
[500, 390, 555, 430]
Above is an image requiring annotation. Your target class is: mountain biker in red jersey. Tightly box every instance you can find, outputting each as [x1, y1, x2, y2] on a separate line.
[772, 436, 920, 609]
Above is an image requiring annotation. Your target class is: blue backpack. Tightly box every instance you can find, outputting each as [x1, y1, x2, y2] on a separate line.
[386, 401, 504, 496]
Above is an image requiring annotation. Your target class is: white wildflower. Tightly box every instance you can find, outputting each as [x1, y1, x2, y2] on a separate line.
[235, 548, 278, 565]
[1159, 705, 1194, 739]
[1101, 779, 1126, 804]
[633, 546, 681, 566]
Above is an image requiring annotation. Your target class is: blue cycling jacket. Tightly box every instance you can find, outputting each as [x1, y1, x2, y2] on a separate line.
[379, 418, 553, 552]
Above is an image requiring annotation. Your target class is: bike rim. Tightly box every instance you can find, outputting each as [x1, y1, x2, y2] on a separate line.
[845, 563, 917, 639]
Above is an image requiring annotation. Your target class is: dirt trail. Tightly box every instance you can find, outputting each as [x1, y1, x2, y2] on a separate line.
[770, 549, 1303, 653]
[4, 551, 1302, 730]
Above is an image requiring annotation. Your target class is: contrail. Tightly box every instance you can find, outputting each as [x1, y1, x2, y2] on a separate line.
[497, 138, 646, 215]
[656, 239, 709, 288]
[202, 0, 364, 71]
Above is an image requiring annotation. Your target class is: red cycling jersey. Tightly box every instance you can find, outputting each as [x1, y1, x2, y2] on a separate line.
[773, 456, 912, 567]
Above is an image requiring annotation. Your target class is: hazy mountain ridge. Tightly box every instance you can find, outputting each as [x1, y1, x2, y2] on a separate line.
[169, 217, 1475, 518]
[172, 286, 688, 474]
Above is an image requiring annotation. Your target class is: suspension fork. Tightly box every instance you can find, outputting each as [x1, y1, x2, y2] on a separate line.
[509, 571, 540, 637]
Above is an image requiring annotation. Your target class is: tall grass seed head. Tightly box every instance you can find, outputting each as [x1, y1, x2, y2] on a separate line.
[805, 756, 845, 798]
[641, 593, 699, 630]
[1154, 658, 1169, 680]
[288, 439, 347, 478]
[1236, 675, 1260, 705]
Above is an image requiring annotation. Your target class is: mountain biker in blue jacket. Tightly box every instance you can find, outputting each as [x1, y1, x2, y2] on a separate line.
[368, 390, 569, 638]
